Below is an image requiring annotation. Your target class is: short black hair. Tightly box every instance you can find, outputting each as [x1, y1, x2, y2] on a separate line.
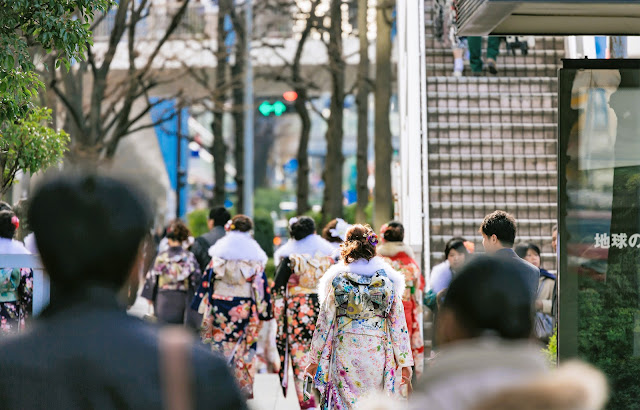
[0, 210, 17, 239]
[289, 216, 316, 240]
[514, 242, 540, 259]
[28, 173, 153, 290]
[479, 210, 517, 247]
[209, 206, 231, 227]
[443, 255, 533, 340]
[382, 221, 404, 242]
[444, 237, 468, 259]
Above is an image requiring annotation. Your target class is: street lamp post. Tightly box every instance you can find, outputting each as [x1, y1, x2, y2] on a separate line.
[243, 0, 254, 218]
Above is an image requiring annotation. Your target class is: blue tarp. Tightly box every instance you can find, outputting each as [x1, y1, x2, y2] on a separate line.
[149, 98, 190, 218]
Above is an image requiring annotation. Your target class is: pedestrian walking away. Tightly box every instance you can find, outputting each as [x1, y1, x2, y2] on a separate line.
[193, 214, 272, 398]
[378, 221, 426, 378]
[0, 205, 33, 336]
[272, 216, 336, 409]
[0, 173, 246, 409]
[141, 219, 201, 326]
[468, 36, 501, 75]
[305, 224, 414, 409]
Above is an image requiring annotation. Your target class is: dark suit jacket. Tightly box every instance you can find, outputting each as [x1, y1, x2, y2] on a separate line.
[495, 248, 540, 303]
[0, 286, 246, 410]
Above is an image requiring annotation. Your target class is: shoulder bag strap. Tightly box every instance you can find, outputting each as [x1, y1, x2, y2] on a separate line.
[159, 326, 194, 410]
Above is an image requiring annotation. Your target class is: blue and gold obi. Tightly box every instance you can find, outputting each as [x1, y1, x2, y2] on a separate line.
[0, 268, 21, 303]
[332, 270, 395, 337]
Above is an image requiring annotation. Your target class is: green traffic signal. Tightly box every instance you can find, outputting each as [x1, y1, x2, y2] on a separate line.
[258, 100, 287, 117]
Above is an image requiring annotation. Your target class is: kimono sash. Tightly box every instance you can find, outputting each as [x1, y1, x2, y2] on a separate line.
[332, 270, 394, 319]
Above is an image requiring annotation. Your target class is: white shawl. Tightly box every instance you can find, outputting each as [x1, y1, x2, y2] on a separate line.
[208, 231, 268, 264]
[273, 234, 336, 265]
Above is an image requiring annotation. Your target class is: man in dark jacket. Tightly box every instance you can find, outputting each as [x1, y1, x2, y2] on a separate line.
[0, 173, 246, 410]
[191, 206, 230, 272]
[479, 210, 540, 303]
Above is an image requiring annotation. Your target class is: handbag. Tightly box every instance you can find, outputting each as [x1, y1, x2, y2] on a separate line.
[534, 311, 554, 342]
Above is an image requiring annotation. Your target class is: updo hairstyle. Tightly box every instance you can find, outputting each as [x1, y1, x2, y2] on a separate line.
[322, 219, 343, 244]
[382, 221, 404, 242]
[341, 224, 377, 264]
[230, 214, 253, 232]
[290, 216, 315, 240]
[0, 210, 17, 239]
[166, 219, 190, 243]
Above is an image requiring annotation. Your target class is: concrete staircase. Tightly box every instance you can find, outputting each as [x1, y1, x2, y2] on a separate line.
[424, 10, 562, 272]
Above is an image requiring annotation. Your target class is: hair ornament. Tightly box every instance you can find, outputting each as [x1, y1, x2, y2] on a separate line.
[366, 232, 379, 247]
[463, 241, 475, 253]
[329, 218, 351, 241]
[224, 220, 235, 232]
[11, 215, 19, 229]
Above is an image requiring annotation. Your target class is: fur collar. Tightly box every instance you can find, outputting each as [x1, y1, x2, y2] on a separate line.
[377, 241, 416, 259]
[273, 234, 336, 265]
[317, 256, 405, 303]
[208, 231, 268, 263]
[0, 238, 30, 255]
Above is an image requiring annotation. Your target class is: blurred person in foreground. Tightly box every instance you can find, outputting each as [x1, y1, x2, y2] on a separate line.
[305, 224, 413, 409]
[0, 205, 33, 336]
[409, 255, 608, 410]
[272, 216, 335, 409]
[0, 173, 245, 409]
[142, 219, 201, 326]
[515, 242, 555, 343]
[192, 214, 272, 398]
[480, 210, 539, 302]
[378, 221, 425, 378]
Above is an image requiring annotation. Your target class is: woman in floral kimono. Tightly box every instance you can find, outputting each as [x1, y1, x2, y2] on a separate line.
[272, 216, 336, 409]
[0, 207, 33, 336]
[377, 221, 425, 378]
[141, 219, 200, 325]
[306, 224, 414, 409]
[193, 215, 272, 398]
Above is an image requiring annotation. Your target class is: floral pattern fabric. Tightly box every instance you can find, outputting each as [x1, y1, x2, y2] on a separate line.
[197, 258, 272, 398]
[381, 253, 425, 377]
[309, 270, 413, 409]
[273, 254, 333, 409]
[0, 268, 33, 336]
[142, 247, 200, 293]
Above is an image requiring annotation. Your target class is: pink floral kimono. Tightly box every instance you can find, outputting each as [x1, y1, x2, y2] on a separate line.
[309, 257, 414, 409]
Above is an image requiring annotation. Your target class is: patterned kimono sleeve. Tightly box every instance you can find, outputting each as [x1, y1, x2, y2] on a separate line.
[253, 271, 273, 321]
[18, 268, 33, 324]
[191, 264, 214, 312]
[309, 290, 336, 365]
[388, 296, 414, 368]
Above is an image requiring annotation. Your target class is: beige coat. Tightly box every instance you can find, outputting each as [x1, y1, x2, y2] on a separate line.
[538, 276, 555, 315]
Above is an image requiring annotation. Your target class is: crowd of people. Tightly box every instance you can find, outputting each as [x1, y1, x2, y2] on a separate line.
[0, 173, 609, 409]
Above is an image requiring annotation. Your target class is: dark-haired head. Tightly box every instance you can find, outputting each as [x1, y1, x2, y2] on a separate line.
[209, 206, 231, 228]
[341, 224, 377, 264]
[322, 219, 343, 244]
[382, 221, 404, 242]
[480, 210, 517, 253]
[0, 210, 17, 239]
[0, 201, 11, 212]
[289, 216, 315, 240]
[28, 173, 153, 290]
[166, 219, 190, 243]
[228, 214, 253, 232]
[437, 255, 533, 345]
[444, 237, 469, 271]
[514, 242, 541, 269]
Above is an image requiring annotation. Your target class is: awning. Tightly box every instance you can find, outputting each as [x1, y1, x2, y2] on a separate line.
[456, 0, 640, 36]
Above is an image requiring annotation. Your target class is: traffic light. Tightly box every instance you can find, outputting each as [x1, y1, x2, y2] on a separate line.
[258, 100, 287, 117]
[257, 92, 298, 117]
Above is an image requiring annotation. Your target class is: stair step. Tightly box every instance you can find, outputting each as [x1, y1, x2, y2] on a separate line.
[429, 202, 557, 220]
[431, 217, 557, 225]
[430, 122, 556, 130]
[429, 234, 556, 242]
[430, 169, 556, 177]
[427, 91, 556, 99]
[430, 185, 555, 193]
[428, 106, 556, 115]
[428, 138, 557, 145]
[428, 153, 556, 161]
[430, 201, 557, 209]
[427, 91, 556, 109]
[430, 251, 556, 260]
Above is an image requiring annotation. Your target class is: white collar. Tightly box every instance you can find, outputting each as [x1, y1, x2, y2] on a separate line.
[274, 234, 336, 265]
[0, 237, 30, 255]
[208, 231, 268, 263]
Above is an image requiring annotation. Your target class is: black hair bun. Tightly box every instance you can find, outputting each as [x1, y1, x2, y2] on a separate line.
[290, 216, 316, 240]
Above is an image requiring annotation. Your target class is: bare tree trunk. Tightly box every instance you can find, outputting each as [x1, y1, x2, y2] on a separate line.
[356, 0, 370, 223]
[230, 5, 246, 212]
[373, 0, 394, 230]
[322, 0, 345, 224]
[295, 88, 311, 214]
[211, 0, 230, 206]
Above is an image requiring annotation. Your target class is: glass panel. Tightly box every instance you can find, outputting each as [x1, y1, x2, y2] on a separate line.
[559, 63, 640, 409]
